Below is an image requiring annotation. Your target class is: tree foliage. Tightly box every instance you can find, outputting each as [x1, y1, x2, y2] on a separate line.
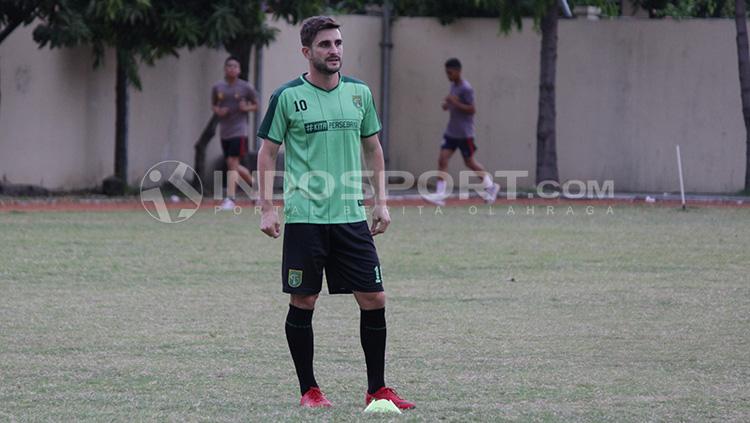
[32, 1, 275, 89]
[0, 0, 47, 44]
[632, 0, 744, 17]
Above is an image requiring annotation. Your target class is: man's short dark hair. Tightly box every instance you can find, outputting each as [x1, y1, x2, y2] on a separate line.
[445, 58, 462, 70]
[225, 56, 241, 65]
[300, 16, 341, 47]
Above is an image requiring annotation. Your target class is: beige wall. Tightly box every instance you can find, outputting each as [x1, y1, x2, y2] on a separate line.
[0, 17, 746, 193]
[559, 19, 743, 193]
[389, 18, 541, 187]
[0, 24, 228, 189]
[390, 18, 745, 192]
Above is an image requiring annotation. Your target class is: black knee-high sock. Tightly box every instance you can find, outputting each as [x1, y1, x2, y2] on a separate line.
[360, 307, 387, 394]
[285, 304, 318, 395]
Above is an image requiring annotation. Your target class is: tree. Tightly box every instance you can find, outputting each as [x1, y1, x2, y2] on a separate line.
[534, 0, 560, 184]
[191, 1, 275, 190]
[395, 0, 563, 184]
[1, 1, 50, 124]
[393, 0, 500, 23]
[632, 0, 735, 17]
[32, 0, 276, 194]
[735, 0, 750, 191]
[497, 0, 616, 185]
[0, 1, 44, 45]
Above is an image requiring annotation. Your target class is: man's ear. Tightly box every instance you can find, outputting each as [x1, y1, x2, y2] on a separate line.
[301, 46, 311, 60]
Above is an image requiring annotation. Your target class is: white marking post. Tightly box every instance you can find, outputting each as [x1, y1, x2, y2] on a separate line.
[676, 145, 686, 210]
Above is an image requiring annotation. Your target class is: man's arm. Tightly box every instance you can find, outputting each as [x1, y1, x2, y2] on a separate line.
[240, 85, 259, 113]
[239, 91, 258, 113]
[257, 139, 281, 238]
[239, 100, 257, 113]
[445, 95, 475, 115]
[212, 105, 230, 117]
[362, 134, 390, 235]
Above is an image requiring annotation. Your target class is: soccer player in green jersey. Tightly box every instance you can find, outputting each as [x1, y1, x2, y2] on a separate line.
[256, 16, 414, 410]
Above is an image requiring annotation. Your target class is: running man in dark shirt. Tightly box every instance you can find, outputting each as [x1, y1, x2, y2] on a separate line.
[211, 56, 257, 210]
[425, 58, 499, 206]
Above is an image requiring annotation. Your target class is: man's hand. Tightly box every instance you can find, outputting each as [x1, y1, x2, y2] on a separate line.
[239, 99, 256, 113]
[445, 95, 460, 106]
[260, 208, 281, 238]
[214, 106, 230, 117]
[441, 101, 449, 110]
[370, 205, 391, 236]
[443, 95, 475, 115]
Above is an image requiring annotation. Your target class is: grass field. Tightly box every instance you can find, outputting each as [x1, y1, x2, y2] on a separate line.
[1, 204, 749, 421]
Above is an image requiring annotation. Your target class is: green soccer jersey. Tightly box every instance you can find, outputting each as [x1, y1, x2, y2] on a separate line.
[258, 73, 382, 224]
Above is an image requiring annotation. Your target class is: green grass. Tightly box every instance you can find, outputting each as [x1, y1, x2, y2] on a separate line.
[1, 204, 749, 422]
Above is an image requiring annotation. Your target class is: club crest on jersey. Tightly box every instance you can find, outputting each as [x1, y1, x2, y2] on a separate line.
[352, 95, 362, 108]
[288, 269, 303, 288]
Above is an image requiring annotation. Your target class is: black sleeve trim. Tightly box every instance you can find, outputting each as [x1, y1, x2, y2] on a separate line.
[361, 130, 381, 138]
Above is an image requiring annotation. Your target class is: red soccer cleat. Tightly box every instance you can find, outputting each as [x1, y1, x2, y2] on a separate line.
[300, 387, 332, 408]
[365, 386, 415, 410]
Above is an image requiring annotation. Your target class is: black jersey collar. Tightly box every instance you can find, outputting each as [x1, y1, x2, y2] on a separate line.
[301, 72, 341, 93]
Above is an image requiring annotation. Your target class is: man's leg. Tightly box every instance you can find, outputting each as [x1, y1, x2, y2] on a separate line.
[463, 155, 499, 203]
[236, 164, 254, 187]
[327, 222, 414, 410]
[287, 294, 319, 395]
[353, 291, 387, 394]
[437, 148, 455, 195]
[226, 156, 240, 200]
[354, 290, 415, 409]
[423, 148, 455, 206]
[463, 155, 491, 182]
[282, 223, 331, 407]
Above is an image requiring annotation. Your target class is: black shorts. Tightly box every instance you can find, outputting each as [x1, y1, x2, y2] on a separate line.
[282, 222, 384, 295]
[221, 136, 248, 158]
[441, 135, 477, 158]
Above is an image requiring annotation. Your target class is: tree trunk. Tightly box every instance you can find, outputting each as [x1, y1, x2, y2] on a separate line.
[535, 1, 560, 185]
[114, 48, 129, 193]
[736, 0, 750, 191]
[192, 114, 219, 189]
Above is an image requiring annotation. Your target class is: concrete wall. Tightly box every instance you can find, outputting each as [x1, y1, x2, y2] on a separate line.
[0, 16, 746, 193]
[0, 24, 228, 189]
[389, 18, 745, 192]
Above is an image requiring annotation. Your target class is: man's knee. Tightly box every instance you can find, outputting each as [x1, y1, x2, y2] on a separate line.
[226, 157, 239, 170]
[290, 294, 318, 310]
[355, 291, 386, 310]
